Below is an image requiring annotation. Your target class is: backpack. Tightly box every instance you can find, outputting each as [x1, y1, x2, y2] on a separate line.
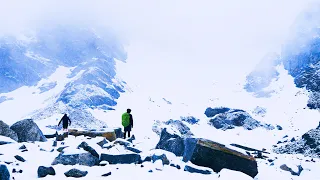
[122, 112, 130, 127]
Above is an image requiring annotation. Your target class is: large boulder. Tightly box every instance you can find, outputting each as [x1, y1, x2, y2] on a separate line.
[52, 149, 99, 167]
[185, 138, 258, 178]
[0, 164, 10, 180]
[155, 128, 185, 156]
[77, 141, 99, 158]
[10, 119, 47, 142]
[0, 120, 18, 141]
[155, 128, 258, 178]
[153, 119, 193, 136]
[205, 107, 274, 131]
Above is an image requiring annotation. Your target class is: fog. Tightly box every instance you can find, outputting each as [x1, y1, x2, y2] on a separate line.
[0, 0, 317, 101]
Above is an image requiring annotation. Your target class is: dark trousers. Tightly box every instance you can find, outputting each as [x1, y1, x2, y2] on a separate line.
[124, 131, 130, 139]
[123, 125, 132, 139]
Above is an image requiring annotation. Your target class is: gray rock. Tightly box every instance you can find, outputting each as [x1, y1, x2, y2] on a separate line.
[37, 166, 56, 178]
[97, 138, 109, 147]
[10, 119, 47, 142]
[64, 169, 88, 178]
[280, 164, 303, 176]
[155, 128, 185, 156]
[52, 152, 99, 167]
[77, 141, 99, 158]
[0, 120, 18, 141]
[0, 164, 10, 180]
[14, 155, 26, 162]
[100, 153, 141, 164]
[184, 164, 213, 174]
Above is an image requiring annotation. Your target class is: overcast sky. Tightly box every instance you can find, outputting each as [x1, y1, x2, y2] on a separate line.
[0, 0, 317, 100]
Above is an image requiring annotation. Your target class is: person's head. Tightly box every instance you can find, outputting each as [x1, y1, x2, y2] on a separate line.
[127, 109, 131, 113]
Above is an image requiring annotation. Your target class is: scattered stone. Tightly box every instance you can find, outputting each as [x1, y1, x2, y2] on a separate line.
[18, 145, 26, 150]
[148, 170, 153, 173]
[52, 141, 57, 147]
[55, 134, 64, 141]
[101, 172, 112, 177]
[57, 146, 69, 153]
[99, 161, 109, 166]
[21, 150, 28, 153]
[37, 166, 56, 178]
[126, 146, 142, 153]
[52, 151, 99, 167]
[280, 164, 303, 176]
[100, 153, 142, 164]
[97, 138, 109, 147]
[276, 125, 283, 130]
[77, 142, 99, 158]
[184, 164, 213, 174]
[14, 155, 26, 162]
[64, 169, 88, 178]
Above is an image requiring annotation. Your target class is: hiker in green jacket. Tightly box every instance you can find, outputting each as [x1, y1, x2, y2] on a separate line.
[122, 109, 133, 139]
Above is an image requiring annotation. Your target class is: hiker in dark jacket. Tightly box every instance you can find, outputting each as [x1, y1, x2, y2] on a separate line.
[58, 113, 71, 132]
[122, 109, 133, 138]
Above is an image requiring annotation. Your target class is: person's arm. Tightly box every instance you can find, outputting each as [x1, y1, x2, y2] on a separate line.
[68, 117, 71, 125]
[58, 118, 63, 126]
[130, 114, 133, 128]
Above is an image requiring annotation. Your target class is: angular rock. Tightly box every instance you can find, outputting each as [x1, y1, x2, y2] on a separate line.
[100, 153, 141, 164]
[181, 116, 200, 125]
[77, 142, 99, 158]
[97, 138, 109, 147]
[184, 164, 213, 174]
[52, 152, 99, 167]
[126, 146, 142, 153]
[185, 138, 258, 178]
[14, 155, 26, 162]
[155, 128, 185, 156]
[114, 127, 123, 138]
[10, 119, 47, 142]
[280, 164, 303, 176]
[44, 131, 58, 139]
[0, 164, 10, 180]
[57, 146, 69, 153]
[37, 166, 56, 178]
[0, 120, 18, 141]
[163, 119, 193, 136]
[64, 169, 88, 178]
[19, 145, 27, 150]
[55, 134, 64, 141]
[101, 172, 112, 177]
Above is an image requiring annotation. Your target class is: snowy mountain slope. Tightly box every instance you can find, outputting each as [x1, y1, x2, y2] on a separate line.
[0, 27, 128, 128]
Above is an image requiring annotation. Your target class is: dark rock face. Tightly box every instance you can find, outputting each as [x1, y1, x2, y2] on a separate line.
[206, 107, 274, 131]
[10, 119, 47, 142]
[274, 128, 320, 157]
[0, 120, 18, 141]
[155, 128, 185, 156]
[0, 164, 10, 180]
[100, 153, 141, 164]
[37, 166, 56, 178]
[101, 172, 112, 177]
[188, 139, 258, 178]
[52, 152, 99, 167]
[64, 169, 88, 178]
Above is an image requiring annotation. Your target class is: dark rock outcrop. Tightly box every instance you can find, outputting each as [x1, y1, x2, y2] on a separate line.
[10, 119, 47, 142]
[0, 164, 10, 180]
[0, 120, 18, 141]
[274, 128, 320, 157]
[205, 107, 274, 131]
[64, 169, 88, 178]
[37, 166, 56, 178]
[181, 116, 200, 125]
